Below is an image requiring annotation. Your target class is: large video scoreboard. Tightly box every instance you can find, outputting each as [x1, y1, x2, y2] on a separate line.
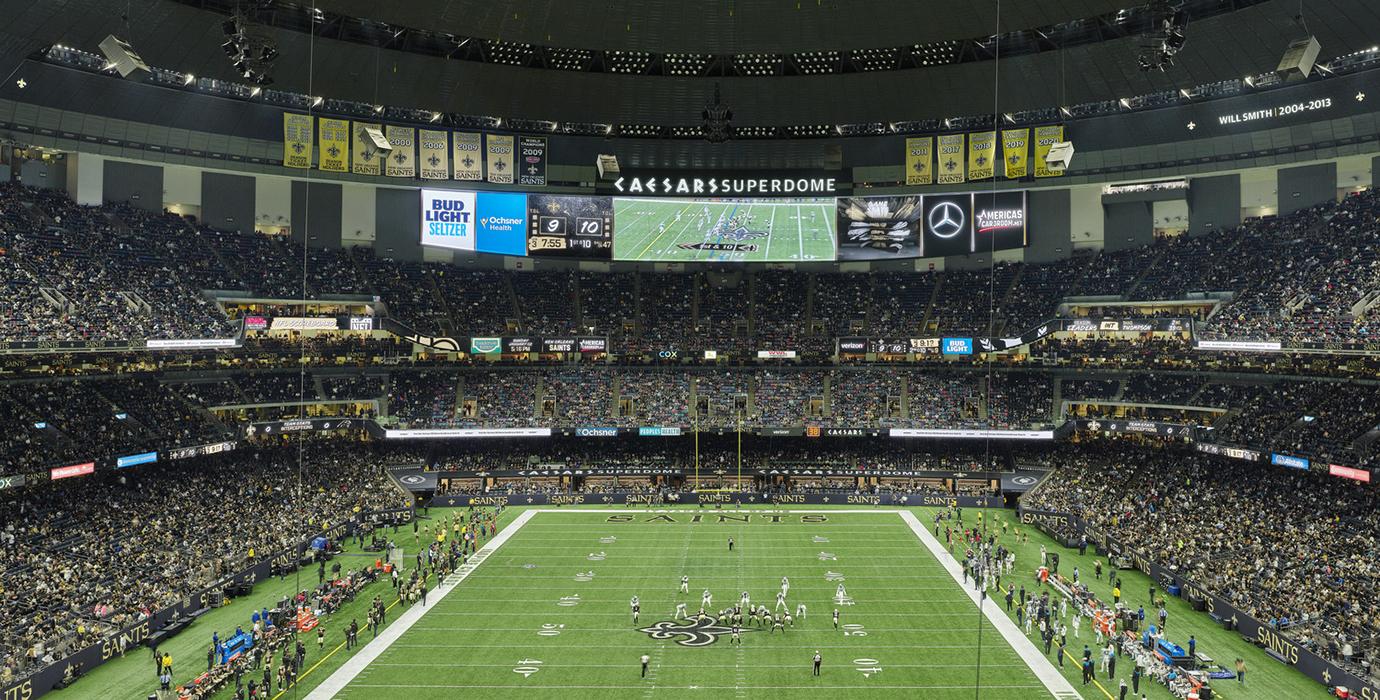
[419, 187, 1029, 263]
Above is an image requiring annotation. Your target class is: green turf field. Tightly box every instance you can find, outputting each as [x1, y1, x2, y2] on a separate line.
[327, 509, 1056, 699]
[612, 198, 837, 262]
[56, 506, 1329, 700]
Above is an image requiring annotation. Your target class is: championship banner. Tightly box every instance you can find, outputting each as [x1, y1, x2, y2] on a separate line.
[281, 113, 313, 169]
[968, 131, 995, 180]
[486, 134, 515, 184]
[351, 122, 383, 176]
[385, 125, 416, 178]
[1001, 128, 1030, 179]
[317, 118, 349, 172]
[904, 137, 933, 186]
[1033, 125, 1065, 178]
[936, 133, 966, 184]
[452, 131, 483, 181]
[418, 129, 449, 180]
[518, 136, 547, 187]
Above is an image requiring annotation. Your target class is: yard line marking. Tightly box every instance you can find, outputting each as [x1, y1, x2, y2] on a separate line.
[304, 508, 537, 700]
[343, 683, 1049, 690]
[898, 510, 1079, 699]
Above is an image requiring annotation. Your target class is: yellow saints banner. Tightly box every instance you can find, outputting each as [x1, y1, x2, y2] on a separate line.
[1033, 125, 1065, 178]
[317, 118, 349, 172]
[452, 131, 483, 181]
[904, 137, 933, 186]
[351, 122, 383, 176]
[418, 129, 449, 180]
[385, 125, 416, 178]
[486, 134, 514, 184]
[936, 134, 966, 184]
[967, 131, 995, 181]
[282, 113, 313, 169]
[1001, 128, 1030, 179]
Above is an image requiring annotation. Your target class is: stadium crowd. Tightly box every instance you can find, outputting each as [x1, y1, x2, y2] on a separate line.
[1025, 442, 1380, 678]
[0, 443, 406, 683]
[1, 183, 1376, 349]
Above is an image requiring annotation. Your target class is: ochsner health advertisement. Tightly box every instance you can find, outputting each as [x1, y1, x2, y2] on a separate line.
[475, 192, 528, 256]
[420, 189, 477, 251]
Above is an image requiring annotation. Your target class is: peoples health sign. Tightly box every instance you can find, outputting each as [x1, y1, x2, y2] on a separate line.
[420, 190, 528, 256]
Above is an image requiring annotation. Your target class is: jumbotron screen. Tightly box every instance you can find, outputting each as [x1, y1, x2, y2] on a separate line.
[837, 191, 1028, 260]
[612, 197, 837, 262]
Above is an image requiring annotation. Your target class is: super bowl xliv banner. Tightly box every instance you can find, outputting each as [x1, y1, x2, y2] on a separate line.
[904, 137, 933, 186]
[452, 132, 483, 181]
[1001, 128, 1030, 179]
[967, 131, 995, 181]
[282, 113, 313, 169]
[317, 118, 350, 172]
[418, 129, 450, 180]
[1033, 125, 1065, 178]
[518, 136, 547, 187]
[937, 133, 966, 184]
[486, 134, 515, 184]
[385, 125, 416, 178]
[351, 122, 383, 176]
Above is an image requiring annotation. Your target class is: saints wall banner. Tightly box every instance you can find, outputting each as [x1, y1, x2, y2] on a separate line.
[385, 125, 416, 178]
[351, 122, 383, 176]
[281, 113, 313, 169]
[486, 134, 515, 184]
[1001, 128, 1030, 179]
[317, 118, 350, 172]
[968, 131, 995, 181]
[904, 137, 933, 186]
[418, 129, 450, 180]
[1033, 124, 1066, 178]
[518, 136, 547, 187]
[937, 133, 966, 184]
[452, 131, 483, 181]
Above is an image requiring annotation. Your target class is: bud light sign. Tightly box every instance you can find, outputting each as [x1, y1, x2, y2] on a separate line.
[941, 337, 974, 355]
[420, 189, 477, 251]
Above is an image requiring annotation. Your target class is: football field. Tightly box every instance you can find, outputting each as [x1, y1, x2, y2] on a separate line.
[315, 508, 1072, 699]
[613, 198, 837, 262]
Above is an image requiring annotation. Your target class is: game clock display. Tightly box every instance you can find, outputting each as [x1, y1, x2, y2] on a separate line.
[526, 194, 613, 258]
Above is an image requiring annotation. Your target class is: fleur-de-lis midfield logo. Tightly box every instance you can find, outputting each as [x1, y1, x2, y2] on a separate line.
[637, 618, 744, 647]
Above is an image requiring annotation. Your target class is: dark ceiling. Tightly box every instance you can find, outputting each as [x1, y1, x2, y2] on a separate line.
[2, 0, 1378, 127]
[304, 0, 1138, 54]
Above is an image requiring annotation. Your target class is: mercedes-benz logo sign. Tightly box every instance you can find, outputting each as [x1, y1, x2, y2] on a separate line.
[400, 475, 425, 485]
[1012, 476, 1037, 486]
[928, 201, 966, 238]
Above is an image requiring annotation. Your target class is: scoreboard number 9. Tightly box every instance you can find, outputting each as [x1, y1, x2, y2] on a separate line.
[539, 216, 567, 235]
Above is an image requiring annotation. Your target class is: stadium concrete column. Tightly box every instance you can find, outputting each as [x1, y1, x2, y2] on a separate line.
[64, 152, 103, 206]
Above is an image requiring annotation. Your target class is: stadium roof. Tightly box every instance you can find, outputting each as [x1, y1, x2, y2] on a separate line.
[3, 0, 1378, 127]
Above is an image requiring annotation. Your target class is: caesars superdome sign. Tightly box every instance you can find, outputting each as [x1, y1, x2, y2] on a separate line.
[602, 170, 844, 197]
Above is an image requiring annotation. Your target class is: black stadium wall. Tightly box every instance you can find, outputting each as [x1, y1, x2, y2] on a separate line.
[1026, 189, 1072, 263]
[1187, 174, 1241, 236]
[1101, 201, 1153, 251]
[374, 187, 424, 262]
[201, 171, 255, 233]
[1277, 161, 1338, 216]
[102, 160, 162, 212]
[291, 180, 344, 249]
